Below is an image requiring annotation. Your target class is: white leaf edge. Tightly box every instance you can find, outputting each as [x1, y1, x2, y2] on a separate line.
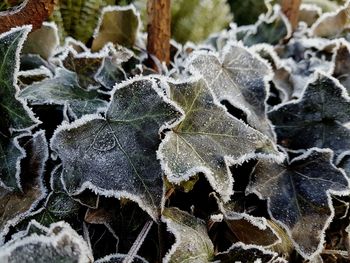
[0, 221, 93, 262]
[215, 241, 280, 263]
[0, 25, 41, 132]
[268, 71, 350, 164]
[50, 76, 184, 220]
[95, 253, 149, 263]
[214, 193, 282, 248]
[0, 130, 48, 244]
[246, 147, 350, 259]
[156, 74, 285, 202]
[92, 4, 142, 46]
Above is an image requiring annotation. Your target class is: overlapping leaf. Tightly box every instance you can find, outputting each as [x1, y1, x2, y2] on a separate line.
[189, 43, 274, 138]
[247, 148, 350, 259]
[51, 78, 182, 219]
[162, 207, 214, 263]
[95, 253, 149, 263]
[269, 73, 350, 158]
[0, 131, 48, 243]
[0, 26, 39, 189]
[159, 78, 281, 201]
[19, 68, 107, 119]
[0, 221, 93, 262]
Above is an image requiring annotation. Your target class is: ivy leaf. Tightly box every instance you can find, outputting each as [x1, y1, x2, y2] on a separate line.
[215, 242, 279, 263]
[95, 56, 128, 89]
[0, 221, 93, 262]
[269, 73, 350, 159]
[51, 78, 182, 220]
[247, 148, 350, 259]
[0, 131, 48, 243]
[92, 5, 140, 52]
[0, 26, 38, 131]
[240, 5, 291, 47]
[19, 68, 107, 119]
[189, 43, 274, 138]
[158, 78, 281, 201]
[162, 207, 214, 263]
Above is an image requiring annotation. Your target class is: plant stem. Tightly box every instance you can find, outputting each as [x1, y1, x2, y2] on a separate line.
[146, 0, 171, 71]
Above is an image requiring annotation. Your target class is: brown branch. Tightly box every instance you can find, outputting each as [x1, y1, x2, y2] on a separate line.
[147, 0, 171, 71]
[0, 0, 56, 34]
[281, 0, 301, 30]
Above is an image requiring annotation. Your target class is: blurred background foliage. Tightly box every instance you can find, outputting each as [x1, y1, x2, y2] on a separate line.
[0, 0, 347, 44]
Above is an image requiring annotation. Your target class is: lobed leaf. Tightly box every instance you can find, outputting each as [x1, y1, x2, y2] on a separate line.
[189, 43, 274, 138]
[159, 78, 281, 201]
[247, 148, 350, 259]
[51, 77, 182, 220]
[269, 73, 350, 159]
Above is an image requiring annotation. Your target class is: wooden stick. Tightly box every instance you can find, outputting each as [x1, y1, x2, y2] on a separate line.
[281, 0, 301, 30]
[146, 0, 171, 71]
[0, 0, 56, 34]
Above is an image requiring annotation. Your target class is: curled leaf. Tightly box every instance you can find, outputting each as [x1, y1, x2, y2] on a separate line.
[162, 207, 214, 263]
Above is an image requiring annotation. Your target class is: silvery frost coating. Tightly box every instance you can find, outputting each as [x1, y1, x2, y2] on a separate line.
[51, 78, 182, 220]
[247, 148, 350, 258]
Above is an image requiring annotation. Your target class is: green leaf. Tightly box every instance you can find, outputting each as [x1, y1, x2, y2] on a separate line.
[19, 68, 107, 119]
[269, 73, 350, 159]
[51, 77, 182, 220]
[215, 242, 279, 263]
[0, 131, 48, 243]
[189, 44, 275, 138]
[162, 207, 214, 263]
[0, 221, 93, 262]
[247, 148, 350, 259]
[158, 78, 281, 201]
[240, 5, 291, 47]
[92, 5, 140, 51]
[0, 26, 38, 131]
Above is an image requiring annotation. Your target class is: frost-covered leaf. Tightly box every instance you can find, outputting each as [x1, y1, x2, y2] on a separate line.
[95, 253, 149, 263]
[311, 1, 350, 38]
[0, 26, 38, 131]
[162, 207, 214, 263]
[247, 148, 350, 259]
[0, 221, 93, 262]
[240, 5, 291, 47]
[159, 78, 281, 201]
[299, 4, 322, 27]
[215, 242, 279, 263]
[269, 73, 350, 158]
[189, 44, 274, 138]
[22, 22, 59, 60]
[332, 40, 350, 93]
[0, 131, 48, 243]
[95, 56, 127, 89]
[19, 68, 107, 119]
[51, 78, 181, 219]
[216, 197, 281, 247]
[92, 5, 140, 52]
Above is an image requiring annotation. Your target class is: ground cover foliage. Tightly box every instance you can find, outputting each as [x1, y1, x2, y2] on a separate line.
[0, 0, 350, 262]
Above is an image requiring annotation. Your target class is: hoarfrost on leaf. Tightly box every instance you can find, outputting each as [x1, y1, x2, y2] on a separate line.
[51, 77, 182, 220]
[269, 73, 350, 159]
[159, 78, 281, 201]
[247, 148, 350, 259]
[162, 207, 214, 263]
[189, 43, 274, 138]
